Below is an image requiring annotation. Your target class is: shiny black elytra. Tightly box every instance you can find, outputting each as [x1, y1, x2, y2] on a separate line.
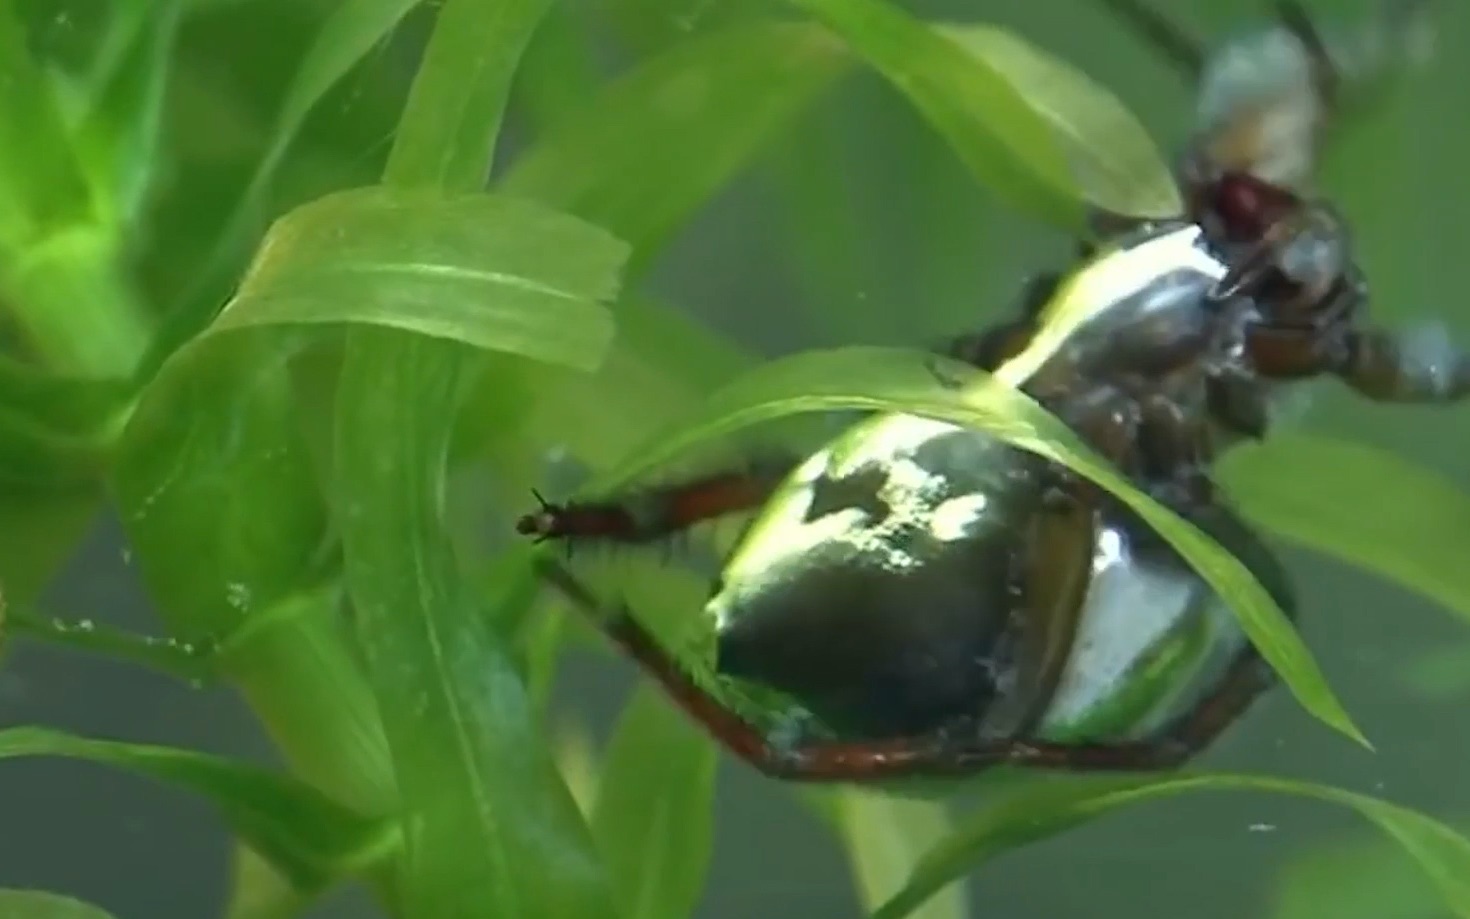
[517, 0, 1458, 784]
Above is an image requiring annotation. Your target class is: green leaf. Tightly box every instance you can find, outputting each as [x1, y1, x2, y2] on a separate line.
[200, 187, 625, 372]
[936, 22, 1180, 220]
[224, 843, 313, 919]
[0, 361, 130, 488]
[1220, 434, 1470, 629]
[1273, 832, 1450, 919]
[0, 488, 99, 606]
[0, 890, 116, 919]
[587, 346, 1365, 747]
[1397, 640, 1470, 700]
[779, 0, 1170, 226]
[870, 774, 1470, 919]
[336, 330, 616, 919]
[0, 727, 397, 892]
[383, 0, 553, 190]
[0, 2, 95, 245]
[7, 607, 211, 683]
[825, 792, 969, 919]
[68, 0, 184, 228]
[114, 324, 392, 816]
[113, 334, 330, 642]
[169, 0, 424, 348]
[592, 685, 717, 919]
[502, 21, 849, 267]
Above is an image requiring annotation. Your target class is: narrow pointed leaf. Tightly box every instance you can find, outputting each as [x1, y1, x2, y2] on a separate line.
[383, 0, 553, 190]
[170, 0, 424, 346]
[828, 792, 969, 919]
[870, 773, 1470, 919]
[781, 0, 1178, 225]
[593, 685, 717, 919]
[69, 0, 184, 227]
[586, 346, 1364, 748]
[336, 330, 616, 919]
[937, 22, 1180, 219]
[0, 727, 396, 892]
[0, 3, 94, 243]
[1220, 434, 1470, 628]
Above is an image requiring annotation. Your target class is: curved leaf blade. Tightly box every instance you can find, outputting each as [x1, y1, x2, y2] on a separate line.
[588, 346, 1364, 748]
[0, 890, 117, 919]
[780, 1, 1179, 225]
[1220, 434, 1470, 628]
[336, 330, 616, 919]
[195, 187, 626, 372]
[937, 22, 1180, 220]
[178, 0, 424, 310]
[0, 727, 396, 892]
[871, 773, 1470, 919]
[592, 685, 717, 919]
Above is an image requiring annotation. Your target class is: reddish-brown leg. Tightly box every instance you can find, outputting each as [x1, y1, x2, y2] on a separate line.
[516, 457, 797, 545]
[534, 556, 1280, 781]
[1337, 326, 1470, 403]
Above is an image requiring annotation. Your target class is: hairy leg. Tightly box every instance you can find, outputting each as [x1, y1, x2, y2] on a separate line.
[516, 456, 798, 546]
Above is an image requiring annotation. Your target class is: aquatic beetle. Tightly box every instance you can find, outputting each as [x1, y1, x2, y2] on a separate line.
[516, 0, 1461, 782]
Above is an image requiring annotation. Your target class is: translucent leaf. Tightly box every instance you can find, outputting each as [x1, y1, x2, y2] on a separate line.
[68, 0, 184, 227]
[0, 890, 116, 919]
[224, 843, 313, 919]
[167, 0, 424, 352]
[335, 330, 616, 919]
[0, 727, 396, 892]
[345, 1, 617, 897]
[0, 3, 95, 245]
[1220, 434, 1470, 629]
[588, 346, 1364, 747]
[870, 774, 1470, 919]
[199, 187, 625, 372]
[593, 685, 717, 919]
[1397, 640, 1470, 700]
[937, 22, 1180, 220]
[781, 0, 1179, 226]
[824, 792, 969, 919]
[502, 21, 849, 267]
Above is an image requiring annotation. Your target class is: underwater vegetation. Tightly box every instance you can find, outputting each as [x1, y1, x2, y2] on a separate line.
[0, 1, 1469, 918]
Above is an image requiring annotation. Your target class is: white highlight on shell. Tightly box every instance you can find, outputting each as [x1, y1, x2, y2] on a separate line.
[928, 493, 989, 542]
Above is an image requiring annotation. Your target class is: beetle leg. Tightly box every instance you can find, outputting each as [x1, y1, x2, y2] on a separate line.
[939, 271, 1064, 372]
[537, 495, 1293, 783]
[516, 456, 798, 546]
[1336, 324, 1470, 403]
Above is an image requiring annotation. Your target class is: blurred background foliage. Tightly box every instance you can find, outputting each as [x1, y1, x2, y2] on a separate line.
[1, 0, 1469, 917]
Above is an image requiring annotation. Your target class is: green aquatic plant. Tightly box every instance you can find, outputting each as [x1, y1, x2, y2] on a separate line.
[0, 1, 1468, 918]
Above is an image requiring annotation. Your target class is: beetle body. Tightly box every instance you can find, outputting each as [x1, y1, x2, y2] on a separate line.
[521, 0, 1452, 784]
[708, 224, 1271, 753]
